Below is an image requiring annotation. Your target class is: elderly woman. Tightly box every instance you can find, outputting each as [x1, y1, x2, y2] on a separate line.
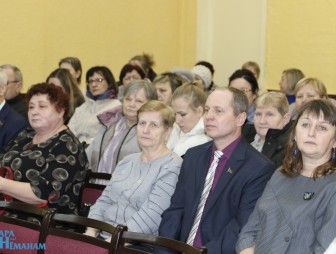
[153, 72, 183, 105]
[85, 100, 182, 238]
[167, 84, 211, 157]
[251, 92, 292, 167]
[237, 99, 336, 253]
[68, 66, 121, 145]
[117, 63, 146, 101]
[47, 68, 85, 122]
[86, 79, 157, 174]
[0, 83, 88, 214]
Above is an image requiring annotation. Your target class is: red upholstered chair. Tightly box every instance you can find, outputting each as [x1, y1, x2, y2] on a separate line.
[78, 170, 111, 216]
[42, 213, 125, 254]
[116, 229, 207, 254]
[0, 201, 54, 254]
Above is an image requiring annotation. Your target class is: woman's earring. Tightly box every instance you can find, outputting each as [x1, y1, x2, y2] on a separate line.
[332, 148, 336, 160]
[293, 147, 299, 158]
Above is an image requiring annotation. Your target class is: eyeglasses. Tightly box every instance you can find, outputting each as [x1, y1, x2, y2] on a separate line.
[87, 78, 105, 86]
[241, 88, 252, 94]
[7, 80, 20, 85]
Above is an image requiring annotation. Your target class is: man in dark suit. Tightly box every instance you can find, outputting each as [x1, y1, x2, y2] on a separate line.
[0, 69, 29, 152]
[0, 64, 27, 119]
[159, 87, 275, 254]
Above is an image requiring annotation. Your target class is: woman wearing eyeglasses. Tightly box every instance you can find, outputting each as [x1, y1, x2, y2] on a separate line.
[228, 69, 260, 143]
[68, 66, 121, 146]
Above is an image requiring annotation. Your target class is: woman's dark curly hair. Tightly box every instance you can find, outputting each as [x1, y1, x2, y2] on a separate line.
[25, 83, 69, 121]
[281, 99, 336, 178]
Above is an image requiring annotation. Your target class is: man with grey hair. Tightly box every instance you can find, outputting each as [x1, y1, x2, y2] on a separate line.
[0, 64, 27, 119]
[0, 69, 28, 152]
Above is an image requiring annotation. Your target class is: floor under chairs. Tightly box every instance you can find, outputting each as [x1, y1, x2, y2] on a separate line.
[0, 201, 207, 254]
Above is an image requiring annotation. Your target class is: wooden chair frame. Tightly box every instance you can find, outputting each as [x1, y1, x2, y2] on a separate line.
[117, 229, 207, 254]
[0, 201, 55, 253]
[78, 170, 111, 211]
[42, 213, 125, 254]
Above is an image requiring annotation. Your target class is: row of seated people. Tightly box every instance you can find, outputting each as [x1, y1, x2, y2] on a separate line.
[1, 64, 336, 253]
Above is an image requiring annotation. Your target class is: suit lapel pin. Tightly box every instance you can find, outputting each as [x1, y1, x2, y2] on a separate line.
[227, 167, 233, 174]
[303, 191, 314, 200]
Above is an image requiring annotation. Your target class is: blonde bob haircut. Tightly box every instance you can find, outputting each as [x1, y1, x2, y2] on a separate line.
[254, 91, 289, 116]
[294, 77, 328, 99]
[137, 100, 175, 129]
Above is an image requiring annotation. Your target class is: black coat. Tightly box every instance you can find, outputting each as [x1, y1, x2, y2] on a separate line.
[260, 121, 293, 168]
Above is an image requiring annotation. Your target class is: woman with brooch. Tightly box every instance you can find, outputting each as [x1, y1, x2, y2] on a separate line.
[236, 100, 336, 254]
[237, 99, 336, 254]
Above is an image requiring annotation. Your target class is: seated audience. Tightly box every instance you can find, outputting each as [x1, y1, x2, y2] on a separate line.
[153, 72, 183, 105]
[86, 80, 157, 174]
[68, 66, 121, 145]
[167, 84, 211, 157]
[159, 87, 275, 254]
[129, 53, 157, 81]
[0, 69, 28, 152]
[237, 99, 336, 253]
[59, 57, 83, 85]
[47, 68, 85, 123]
[0, 64, 27, 119]
[242, 61, 260, 81]
[251, 92, 292, 167]
[278, 68, 304, 105]
[0, 83, 88, 214]
[117, 63, 146, 101]
[85, 100, 182, 239]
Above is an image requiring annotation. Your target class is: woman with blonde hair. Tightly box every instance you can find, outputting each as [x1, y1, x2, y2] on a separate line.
[291, 77, 329, 119]
[279, 68, 305, 104]
[168, 83, 211, 157]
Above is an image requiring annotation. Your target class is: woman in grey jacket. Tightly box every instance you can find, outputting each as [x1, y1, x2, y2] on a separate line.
[237, 99, 336, 254]
[86, 80, 157, 175]
[85, 101, 182, 238]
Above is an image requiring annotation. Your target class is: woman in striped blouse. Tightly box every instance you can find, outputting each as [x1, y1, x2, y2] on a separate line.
[85, 100, 182, 240]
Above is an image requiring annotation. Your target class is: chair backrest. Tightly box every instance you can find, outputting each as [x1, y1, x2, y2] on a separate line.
[42, 213, 125, 254]
[78, 170, 111, 211]
[0, 201, 54, 254]
[117, 230, 207, 254]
